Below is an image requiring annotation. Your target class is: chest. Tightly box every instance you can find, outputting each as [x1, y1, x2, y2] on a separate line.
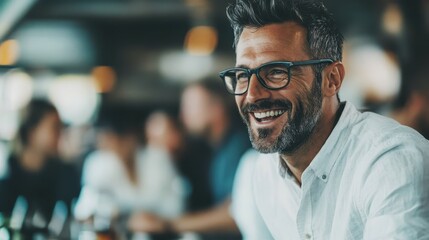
[255, 165, 366, 240]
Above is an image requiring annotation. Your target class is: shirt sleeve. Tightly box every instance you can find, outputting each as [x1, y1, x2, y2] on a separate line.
[359, 139, 429, 240]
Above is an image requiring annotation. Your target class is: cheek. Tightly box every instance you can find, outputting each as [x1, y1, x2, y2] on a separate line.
[31, 128, 57, 149]
[286, 81, 314, 111]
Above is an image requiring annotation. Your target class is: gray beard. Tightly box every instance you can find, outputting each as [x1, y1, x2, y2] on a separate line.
[245, 79, 323, 154]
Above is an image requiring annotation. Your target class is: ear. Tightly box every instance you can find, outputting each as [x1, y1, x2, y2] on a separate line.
[322, 61, 345, 98]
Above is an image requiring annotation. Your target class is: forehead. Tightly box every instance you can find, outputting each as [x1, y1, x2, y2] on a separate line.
[235, 22, 309, 68]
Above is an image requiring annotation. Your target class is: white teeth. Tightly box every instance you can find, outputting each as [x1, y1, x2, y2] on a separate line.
[254, 110, 285, 120]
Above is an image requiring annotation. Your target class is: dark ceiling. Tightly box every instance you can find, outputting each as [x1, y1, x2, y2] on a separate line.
[1, 0, 427, 110]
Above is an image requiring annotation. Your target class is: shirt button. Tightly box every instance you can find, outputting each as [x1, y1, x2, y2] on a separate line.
[322, 174, 327, 180]
[305, 233, 312, 239]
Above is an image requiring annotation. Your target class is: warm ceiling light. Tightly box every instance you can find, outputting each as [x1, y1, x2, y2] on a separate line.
[91, 66, 116, 93]
[184, 26, 218, 56]
[382, 3, 403, 35]
[184, 0, 208, 8]
[49, 74, 100, 125]
[2, 69, 33, 111]
[0, 39, 19, 65]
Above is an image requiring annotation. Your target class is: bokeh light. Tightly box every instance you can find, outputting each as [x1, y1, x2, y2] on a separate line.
[0, 69, 33, 111]
[184, 26, 218, 56]
[91, 66, 116, 93]
[48, 74, 100, 125]
[0, 39, 19, 65]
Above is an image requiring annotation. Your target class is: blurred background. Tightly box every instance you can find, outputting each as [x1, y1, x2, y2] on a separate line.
[0, 0, 428, 239]
[0, 0, 427, 146]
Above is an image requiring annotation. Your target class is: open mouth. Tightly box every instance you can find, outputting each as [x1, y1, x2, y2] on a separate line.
[252, 109, 286, 122]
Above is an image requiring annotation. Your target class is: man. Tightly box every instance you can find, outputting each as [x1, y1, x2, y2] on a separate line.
[219, 0, 429, 239]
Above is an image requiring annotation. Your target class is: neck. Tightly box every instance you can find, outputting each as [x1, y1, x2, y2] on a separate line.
[280, 101, 341, 186]
[20, 147, 48, 172]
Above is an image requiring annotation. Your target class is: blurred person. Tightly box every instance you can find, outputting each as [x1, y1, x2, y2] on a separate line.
[217, 0, 429, 239]
[0, 99, 80, 221]
[145, 111, 183, 161]
[145, 111, 215, 213]
[129, 79, 251, 235]
[391, 59, 429, 139]
[74, 108, 185, 223]
[180, 79, 250, 206]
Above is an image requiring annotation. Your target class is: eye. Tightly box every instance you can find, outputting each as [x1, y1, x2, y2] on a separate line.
[235, 71, 249, 81]
[265, 68, 288, 82]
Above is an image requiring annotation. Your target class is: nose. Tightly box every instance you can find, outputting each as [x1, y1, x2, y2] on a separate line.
[246, 74, 271, 101]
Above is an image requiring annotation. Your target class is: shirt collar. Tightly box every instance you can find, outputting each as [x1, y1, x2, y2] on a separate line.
[307, 102, 359, 182]
[278, 102, 360, 183]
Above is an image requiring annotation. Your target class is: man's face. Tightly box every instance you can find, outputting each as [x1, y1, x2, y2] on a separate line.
[235, 22, 324, 154]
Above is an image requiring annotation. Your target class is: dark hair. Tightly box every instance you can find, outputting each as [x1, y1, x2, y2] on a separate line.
[16, 99, 58, 148]
[95, 106, 141, 136]
[226, 0, 344, 62]
[226, 0, 343, 100]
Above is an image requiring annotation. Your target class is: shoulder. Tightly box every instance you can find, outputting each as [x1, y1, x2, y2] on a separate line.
[233, 149, 260, 189]
[253, 153, 282, 187]
[136, 147, 178, 178]
[349, 115, 429, 215]
[84, 150, 119, 169]
[346, 109, 429, 182]
[82, 150, 121, 185]
[351, 109, 425, 145]
[137, 146, 172, 166]
[343, 106, 428, 160]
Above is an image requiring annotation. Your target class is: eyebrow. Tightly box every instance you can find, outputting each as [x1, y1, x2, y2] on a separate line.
[235, 64, 249, 68]
[236, 60, 293, 69]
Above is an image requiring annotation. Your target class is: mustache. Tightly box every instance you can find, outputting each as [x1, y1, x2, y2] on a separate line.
[241, 99, 292, 114]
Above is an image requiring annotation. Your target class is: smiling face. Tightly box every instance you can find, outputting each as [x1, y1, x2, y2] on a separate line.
[235, 22, 324, 154]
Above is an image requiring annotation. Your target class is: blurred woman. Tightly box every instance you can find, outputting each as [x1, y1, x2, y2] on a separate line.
[0, 99, 81, 221]
[74, 109, 185, 224]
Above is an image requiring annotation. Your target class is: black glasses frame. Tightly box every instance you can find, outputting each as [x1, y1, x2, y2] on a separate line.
[219, 59, 334, 95]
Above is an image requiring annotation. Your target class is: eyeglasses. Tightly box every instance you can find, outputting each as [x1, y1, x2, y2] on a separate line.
[219, 59, 333, 95]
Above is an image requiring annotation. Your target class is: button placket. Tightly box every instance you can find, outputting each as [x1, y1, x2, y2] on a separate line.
[297, 170, 315, 240]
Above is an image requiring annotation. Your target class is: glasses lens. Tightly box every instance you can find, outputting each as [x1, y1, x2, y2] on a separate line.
[223, 69, 249, 94]
[259, 63, 290, 89]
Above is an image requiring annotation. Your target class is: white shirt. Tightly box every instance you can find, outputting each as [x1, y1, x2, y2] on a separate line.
[253, 102, 429, 240]
[231, 149, 274, 240]
[75, 146, 185, 220]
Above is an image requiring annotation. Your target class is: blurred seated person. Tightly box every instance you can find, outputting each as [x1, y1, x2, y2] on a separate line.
[74, 108, 185, 223]
[129, 79, 251, 236]
[391, 58, 429, 139]
[144, 111, 183, 163]
[0, 99, 81, 221]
